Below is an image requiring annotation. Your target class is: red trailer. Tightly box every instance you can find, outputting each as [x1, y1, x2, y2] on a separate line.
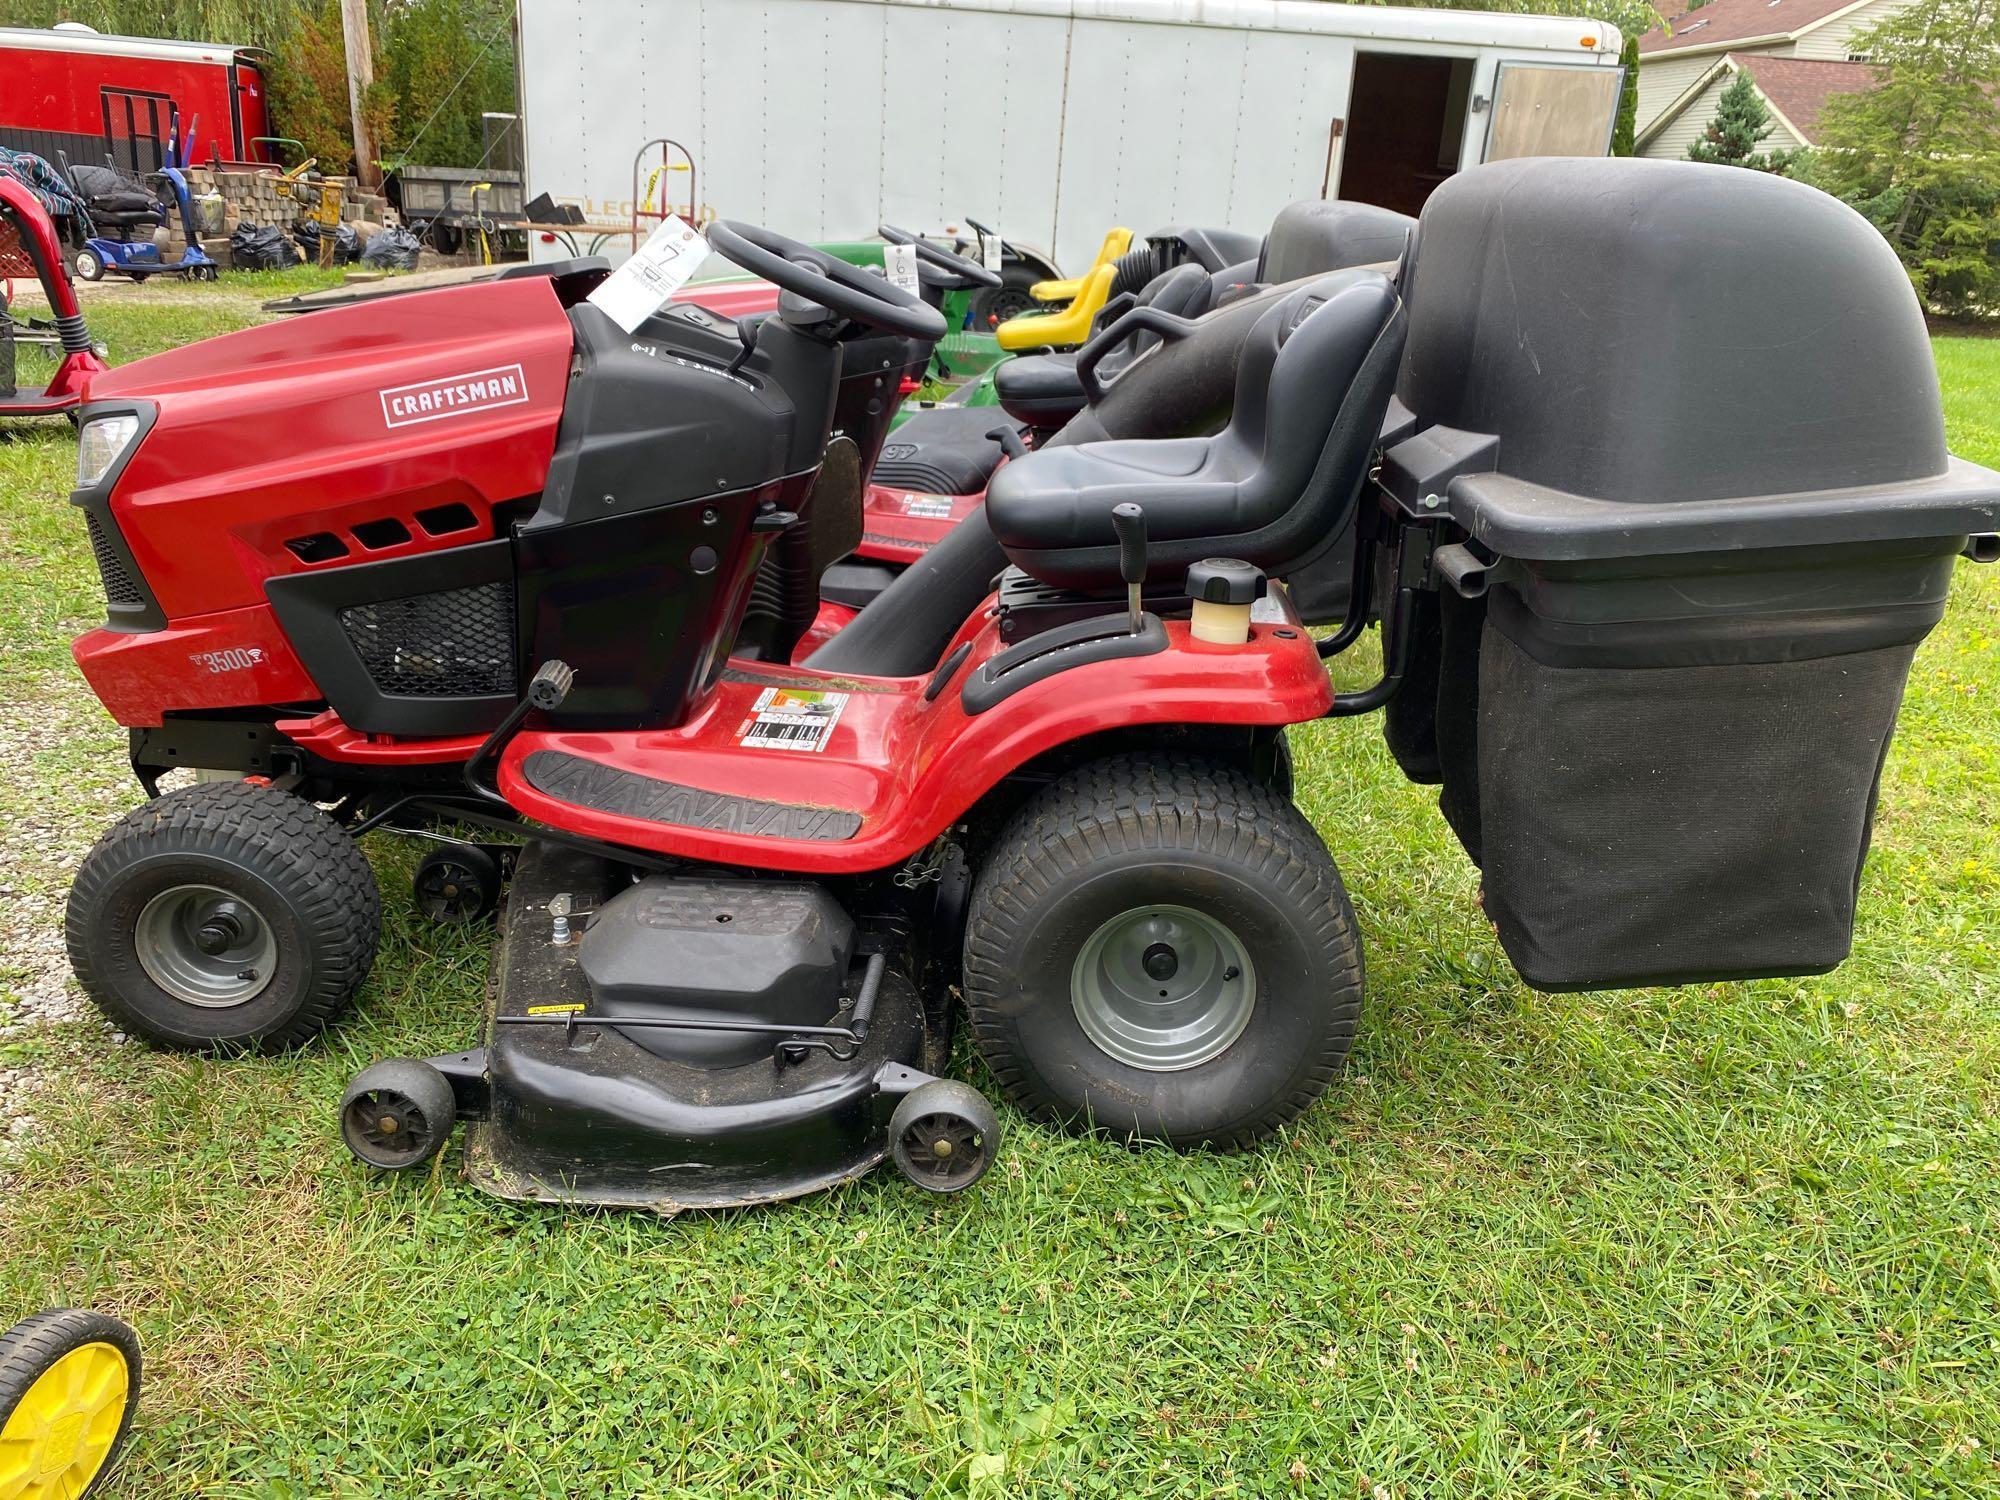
[0, 24, 273, 176]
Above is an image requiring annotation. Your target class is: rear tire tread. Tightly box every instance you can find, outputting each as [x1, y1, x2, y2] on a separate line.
[962, 753, 1362, 1151]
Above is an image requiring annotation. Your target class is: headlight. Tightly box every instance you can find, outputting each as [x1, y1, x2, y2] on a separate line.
[77, 413, 141, 488]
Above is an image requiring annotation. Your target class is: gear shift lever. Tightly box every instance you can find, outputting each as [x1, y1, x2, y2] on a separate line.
[1111, 503, 1146, 635]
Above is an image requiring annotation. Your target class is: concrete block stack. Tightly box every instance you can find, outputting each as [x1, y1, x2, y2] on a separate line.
[185, 165, 295, 233]
[177, 166, 399, 267]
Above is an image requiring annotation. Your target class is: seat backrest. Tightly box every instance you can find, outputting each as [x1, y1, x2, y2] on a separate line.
[1257, 199, 1415, 284]
[1199, 269, 1407, 573]
[1115, 262, 1213, 369]
[984, 270, 1406, 591]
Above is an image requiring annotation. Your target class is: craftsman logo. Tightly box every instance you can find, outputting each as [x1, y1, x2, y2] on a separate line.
[379, 364, 529, 427]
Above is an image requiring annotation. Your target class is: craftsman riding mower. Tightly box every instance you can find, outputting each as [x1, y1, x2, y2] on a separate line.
[58, 158, 1997, 1212]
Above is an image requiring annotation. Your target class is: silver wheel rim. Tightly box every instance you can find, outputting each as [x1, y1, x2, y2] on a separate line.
[134, 884, 278, 1008]
[1070, 903, 1256, 1072]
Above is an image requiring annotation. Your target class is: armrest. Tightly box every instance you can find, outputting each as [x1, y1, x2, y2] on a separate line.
[1074, 304, 1202, 404]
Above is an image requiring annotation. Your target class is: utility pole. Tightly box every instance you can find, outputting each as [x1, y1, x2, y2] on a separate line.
[339, 0, 379, 188]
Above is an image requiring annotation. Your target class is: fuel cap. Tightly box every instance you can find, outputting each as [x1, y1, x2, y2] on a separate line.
[1184, 558, 1265, 605]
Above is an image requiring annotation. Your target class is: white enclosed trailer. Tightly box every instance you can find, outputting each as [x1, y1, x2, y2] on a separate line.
[515, 0, 1623, 272]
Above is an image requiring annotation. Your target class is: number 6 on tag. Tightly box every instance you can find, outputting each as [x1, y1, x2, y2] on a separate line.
[883, 241, 921, 297]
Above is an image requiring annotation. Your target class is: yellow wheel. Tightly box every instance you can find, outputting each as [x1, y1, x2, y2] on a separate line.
[0, 1310, 140, 1500]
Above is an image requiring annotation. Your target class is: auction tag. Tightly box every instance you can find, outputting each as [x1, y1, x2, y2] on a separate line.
[739, 687, 848, 753]
[883, 241, 921, 296]
[981, 232, 1002, 273]
[587, 215, 711, 333]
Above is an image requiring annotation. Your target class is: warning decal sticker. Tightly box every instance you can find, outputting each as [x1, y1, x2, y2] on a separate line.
[739, 687, 849, 753]
[900, 491, 954, 519]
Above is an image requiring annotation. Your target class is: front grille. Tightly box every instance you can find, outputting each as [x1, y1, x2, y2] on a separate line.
[85, 513, 144, 606]
[338, 580, 516, 698]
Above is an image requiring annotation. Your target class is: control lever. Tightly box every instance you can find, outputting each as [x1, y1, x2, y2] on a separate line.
[465, 658, 576, 804]
[986, 425, 1029, 461]
[527, 658, 577, 710]
[1111, 502, 1147, 635]
[725, 315, 760, 376]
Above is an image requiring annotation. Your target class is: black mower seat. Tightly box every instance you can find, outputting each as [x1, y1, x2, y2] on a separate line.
[994, 263, 1216, 431]
[872, 404, 1022, 495]
[987, 268, 1405, 589]
[993, 352, 1083, 428]
[1257, 199, 1415, 284]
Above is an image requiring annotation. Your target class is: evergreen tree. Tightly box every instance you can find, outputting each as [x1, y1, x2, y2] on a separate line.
[1611, 33, 1640, 156]
[1815, 0, 2000, 296]
[1686, 68, 1776, 168]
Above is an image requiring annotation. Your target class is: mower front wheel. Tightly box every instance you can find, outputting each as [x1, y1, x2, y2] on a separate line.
[963, 754, 1364, 1150]
[66, 781, 382, 1052]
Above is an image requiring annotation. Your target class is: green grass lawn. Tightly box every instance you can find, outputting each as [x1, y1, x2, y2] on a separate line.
[1, 286, 1996, 1498]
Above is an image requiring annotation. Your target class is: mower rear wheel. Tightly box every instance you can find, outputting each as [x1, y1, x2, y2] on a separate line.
[971, 265, 1052, 329]
[962, 754, 1364, 1150]
[341, 1058, 456, 1171]
[889, 1080, 1000, 1193]
[66, 781, 381, 1052]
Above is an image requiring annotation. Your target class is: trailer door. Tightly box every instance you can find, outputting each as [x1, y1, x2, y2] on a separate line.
[101, 89, 174, 176]
[1480, 61, 1622, 161]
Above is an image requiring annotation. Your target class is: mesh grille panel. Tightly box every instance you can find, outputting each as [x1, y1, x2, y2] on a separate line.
[338, 580, 516, 698]
[84, 513, 143, 606]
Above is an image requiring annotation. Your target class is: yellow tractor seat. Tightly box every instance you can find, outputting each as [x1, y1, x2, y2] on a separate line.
[1027, 226, 1133, 303]
[995, 263, 1117, 352]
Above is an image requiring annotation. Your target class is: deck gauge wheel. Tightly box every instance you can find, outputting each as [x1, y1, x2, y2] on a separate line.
[889, 1080, 1000, 1193]
[0, 1308, 142, 1500]
[340, 1057, 456, 1171]
[412, 845, 502, 925]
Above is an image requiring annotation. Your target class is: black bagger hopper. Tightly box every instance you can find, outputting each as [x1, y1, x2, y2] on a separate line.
[1382, 157, 1999, 992]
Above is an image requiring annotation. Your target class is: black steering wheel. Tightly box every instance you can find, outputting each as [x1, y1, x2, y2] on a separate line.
[879, 223, 1002, 289]
[705, 219, 946, 342]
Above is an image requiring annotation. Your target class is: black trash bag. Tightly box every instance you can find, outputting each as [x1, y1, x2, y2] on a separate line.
[359, 225, 421, 271]
[294, 219, 360, 265]
[229, 222, 299, 271]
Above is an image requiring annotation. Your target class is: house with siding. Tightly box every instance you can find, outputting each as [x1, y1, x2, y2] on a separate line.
[1634, 0, 1907, 158]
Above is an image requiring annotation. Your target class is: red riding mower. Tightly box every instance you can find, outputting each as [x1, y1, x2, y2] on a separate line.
[58, 159, 1998, 1212]
[0, 176, 107, 418]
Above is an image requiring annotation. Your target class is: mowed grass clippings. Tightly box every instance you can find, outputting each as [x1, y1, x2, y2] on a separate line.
[0, 280, 1993, 1498]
